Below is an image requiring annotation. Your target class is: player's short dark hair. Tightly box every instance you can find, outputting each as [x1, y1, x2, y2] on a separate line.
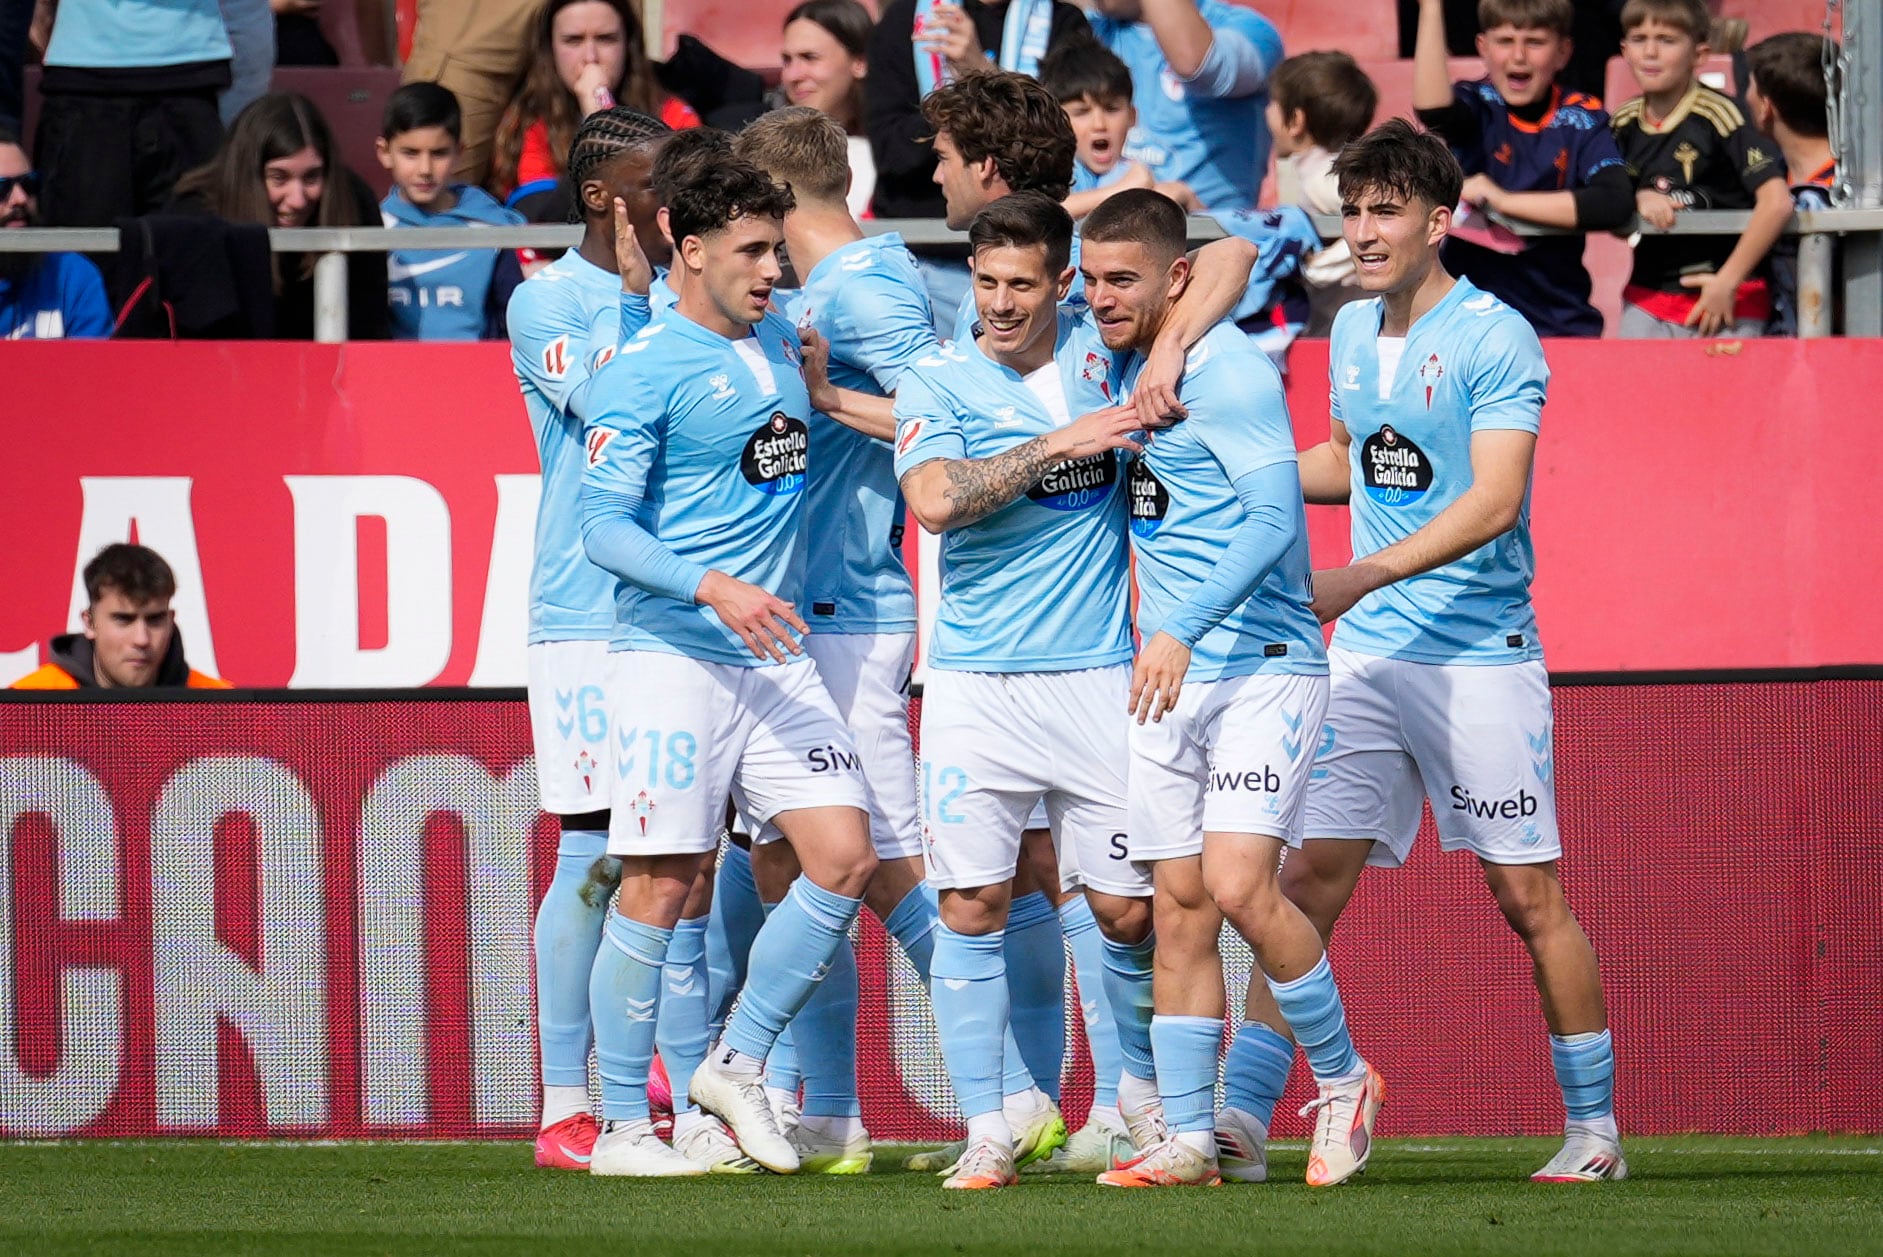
[1038, 42, 1134, 107]
[381, 82, 462, 141]
[1477, 0, 1572, 37]
[1747, 31, 1839, 138]
[652, 126, 735, 208]
[732, 105, 849, 204]
[1618, 0, 1709, 39]
[1270, 52, 1379, 150]
[666, 154, 795, 244]
[922, 70, 1076, 202]
[1081, 187, 1187, 266]
[1333, 118, 1464, 213]
[84, 544, 176, 607]
[968, 190, 1073, 276]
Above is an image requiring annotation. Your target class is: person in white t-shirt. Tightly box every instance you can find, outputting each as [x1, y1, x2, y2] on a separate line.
[778, 0, 879, 219]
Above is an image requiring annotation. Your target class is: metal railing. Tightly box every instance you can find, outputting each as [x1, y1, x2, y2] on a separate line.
[6, 209, 1882, 341]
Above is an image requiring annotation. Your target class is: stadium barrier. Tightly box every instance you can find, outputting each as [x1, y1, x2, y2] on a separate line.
[2, 338, 1879, 689]
[2, 680, 1877, 1140]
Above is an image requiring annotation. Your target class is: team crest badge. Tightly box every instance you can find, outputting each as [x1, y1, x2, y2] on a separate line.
[625, 790, 656, 836]
[574, 749, 597, 793]
[1419, 353, 1443, 408]
[781, 339, 801, 367]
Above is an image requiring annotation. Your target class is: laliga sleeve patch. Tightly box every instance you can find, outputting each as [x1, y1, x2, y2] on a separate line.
[896, 420, 924, 456]
[585, 427, 616, 468]
[542, 334, 572, 379]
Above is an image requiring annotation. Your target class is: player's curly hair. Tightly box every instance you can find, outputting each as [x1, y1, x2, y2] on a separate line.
[1332, 119, 1463, 214]
[921, 69, 1076, 201]
[666, 155, 796, 245]
[653, 127, 736, 210]
[567, 106, 672, 195]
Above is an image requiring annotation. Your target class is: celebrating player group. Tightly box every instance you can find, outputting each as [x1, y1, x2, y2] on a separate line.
[506, 71, 1623, 1190]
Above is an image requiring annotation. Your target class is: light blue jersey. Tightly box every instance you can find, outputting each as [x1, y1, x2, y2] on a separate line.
[508, 249, 629, 645]
[783, 233, 935, 634]
[1072, 160, 1137, 195]
[582, 308, 814, 667]
[45, 0, 230, 68]
[892, 312, 1130, 673]
[1121, 322, 1325, 681]
[1328, 278, 1548, 665]
[1088, 0, 1282, 212]
[950, 232, 1085, 343]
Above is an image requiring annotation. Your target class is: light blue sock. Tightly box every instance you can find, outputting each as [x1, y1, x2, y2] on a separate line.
[1551, 1030, 1616, 1122]
[1268, 953, 1362, 1083]
[722, 878, 862, 1061]
[882, 884, 937, 980]
[1151, 1015, 1223, 1134]
[1099, 931, 1157, 1083]
[533, 829, 617, 1087]
[1003, 891, 1065, 1103]
[930, 924, 1008, 1119]
[1058, 896, 1121, 1109]
[655, 914, 710, 1113]
[1223, 1021, 1295, 1126]
[589, 912, 670, 1121]
[754, 897, 801, 1095]
[794, 932, 861, 1118]
[706, 841, 763, 1038]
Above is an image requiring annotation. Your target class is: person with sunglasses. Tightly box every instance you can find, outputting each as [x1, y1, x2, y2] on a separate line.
[0, 127, 110, 339]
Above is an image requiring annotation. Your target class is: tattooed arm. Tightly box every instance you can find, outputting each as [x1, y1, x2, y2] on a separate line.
[901, 403, 1145, 533]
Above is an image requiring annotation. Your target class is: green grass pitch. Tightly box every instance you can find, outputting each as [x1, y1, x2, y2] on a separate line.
[3, 1137, 1878, 1256]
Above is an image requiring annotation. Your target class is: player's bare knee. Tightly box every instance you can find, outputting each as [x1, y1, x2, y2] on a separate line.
[1485, 865, 1571, 944]
[1088, 891, 1153, 944]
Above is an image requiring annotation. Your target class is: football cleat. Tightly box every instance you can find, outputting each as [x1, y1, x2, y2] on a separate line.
[942, 1137, 1019, 1190]
[1096, 1139, 1222, 1188]
[904, 1140, 966, 1173]
[672, 1117, 763, 1174]
[1301, 1063, 1386, 1187]
[1532, 1130, 1629, 1183]
[1028, 1118, 1134, 1175]
[1010, 1092, 1069, 1170]
[1120, 1091, 1169, 1157]
[1214, 1107, 1270, 1183]
[648, 1052, 674, 1116]
[533, 1112, 599, 1171]
[767, 1086, 802, 1142]
[589, 1121, 709, 1177]
[791, 1122, 874, 1174]
[688, 1052, 799, 1174]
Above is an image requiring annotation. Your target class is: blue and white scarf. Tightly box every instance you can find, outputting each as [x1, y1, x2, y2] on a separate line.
[912, 0, 1054, 98]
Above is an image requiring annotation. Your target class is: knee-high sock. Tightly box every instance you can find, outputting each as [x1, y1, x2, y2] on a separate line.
[930, 924, 1008, 1119]
[1267, 953, 1361, 1083]
[1223, 1021, 1295, 1126]
[1551, 1030, 1616, 1123]
[1151, 1015, 1223, 1135]
[883, 883, 937, 980]
[722, 877, 862, 1061]
[534, 829, 616, 1089]
[1099, 932, 1157, 1082]
[1058, 896, 1122, 1109]
[589, 913, 670, 1121]
[1003, 891, 1065, 1103]
[706, 841, 763, 1039]
[655, 914, 710, 1114]
[793, 933, 861, 1118]
[753, 896, 801, 1095]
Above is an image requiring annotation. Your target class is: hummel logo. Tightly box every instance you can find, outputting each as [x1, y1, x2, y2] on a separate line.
[809, 961, 830, 983]
[1343, 364, 1361, 390]
[1464, 294, 1498, 314]
[710, 373, 736, 401]
[993, 405, 1022, 428]
[842, 250, 873, 271]
[668, 974, 698, 997]
[624, 996, 656, 1022]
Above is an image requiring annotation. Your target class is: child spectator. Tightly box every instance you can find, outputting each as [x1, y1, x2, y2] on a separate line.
[1744, 31, 1839, 336]
[1040, 42, 1152, 218]
[1265, 50, 1378, 333]
[1413, 0, 1634, 336]
[378, 83, 525, 340]
[1611, 0, 1792, 338]
[0, 126, 111, 339]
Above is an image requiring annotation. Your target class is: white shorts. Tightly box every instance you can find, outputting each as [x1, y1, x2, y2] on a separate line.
[754, 632, 922, 861]
[1129, 671, 1330, 860]
[526, 639, 615, 814]
[602, 651, 869, 857]
[918, 665, 1150, 898]
[1300, 646, 1562, 868]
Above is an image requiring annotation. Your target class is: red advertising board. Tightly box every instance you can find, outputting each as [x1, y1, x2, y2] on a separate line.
[1, 339, 1878, 688]
[3, 685, 1878, 1140]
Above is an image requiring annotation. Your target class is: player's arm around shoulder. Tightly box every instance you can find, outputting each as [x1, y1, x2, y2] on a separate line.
[1298, 302, 1367, 505]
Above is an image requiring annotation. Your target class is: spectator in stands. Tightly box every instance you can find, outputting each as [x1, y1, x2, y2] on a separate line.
[1265, 50, 1377, 335]
[1040, 42, 1170, 218]
[1083, 0, 1283, 214]
[402, 0, 535, 184]
[488, 0, 700, 205]
[1743, 31, 1838, 337]
[219, 0, 274, 122]
[378, 83, 524, 339]
[0, 126, 111, 338]
[171, 90, 390, 338]
[1611, 0, 1790, 338]
[1412, 0, 1634, 337]
[864, 0, 1093, 314]
[274, 0, 340, 66]
[33, 0, 231, 228]
[778, 0, 876, 219]
[11, 544, 230, 689]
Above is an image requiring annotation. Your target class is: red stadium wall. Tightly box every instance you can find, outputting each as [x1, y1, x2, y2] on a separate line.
[1, 339, 1879, 688]
[2, 685, 1878, 1140]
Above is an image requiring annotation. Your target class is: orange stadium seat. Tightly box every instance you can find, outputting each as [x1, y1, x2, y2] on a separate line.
[659, 0, 801, 72]
[1239, 0, 1398, 60]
